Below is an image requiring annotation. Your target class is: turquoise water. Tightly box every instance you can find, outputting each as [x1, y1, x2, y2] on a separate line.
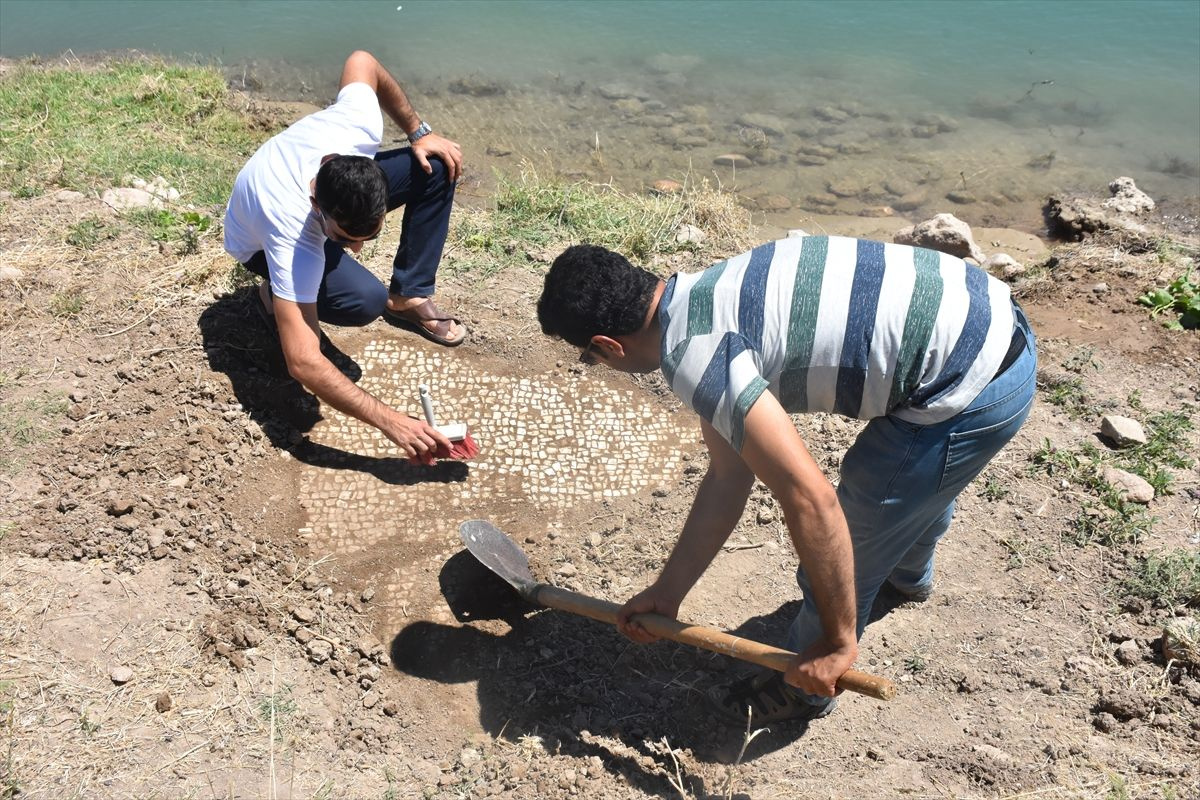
[2, 0, 1198, 226]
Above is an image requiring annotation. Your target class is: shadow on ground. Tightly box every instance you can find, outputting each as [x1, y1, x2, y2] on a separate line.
[197, 288, 467, 485]
[386, 550, 917, 796]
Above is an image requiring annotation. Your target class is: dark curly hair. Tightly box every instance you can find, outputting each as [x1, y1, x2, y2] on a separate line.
[537, 245, 660, 348]
[313, 155, 388, 236]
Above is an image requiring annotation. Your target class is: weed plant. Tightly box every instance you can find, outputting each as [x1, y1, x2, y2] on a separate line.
[1124, 550, 1200, 608]
[447, 168, 752, 277]
[0, 59, 260, 205]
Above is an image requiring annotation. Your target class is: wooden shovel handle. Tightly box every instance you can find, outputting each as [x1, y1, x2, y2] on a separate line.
[536, 585, 896, 701]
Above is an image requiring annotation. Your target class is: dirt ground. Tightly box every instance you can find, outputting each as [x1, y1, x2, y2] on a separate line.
[2, 161, 1199, 798]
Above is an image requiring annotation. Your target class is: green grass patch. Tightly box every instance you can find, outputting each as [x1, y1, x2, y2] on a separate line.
[65, 216, 118, 249]
[447, 168, 750, 277]
[0, 391, 69, 474]
[1039, 374, 1094, 419]
[49, 290, 85, 318]
[1124, 549, 1200, 609]
[0, 59, 261, 205]
[1139, 264, 1199, 330]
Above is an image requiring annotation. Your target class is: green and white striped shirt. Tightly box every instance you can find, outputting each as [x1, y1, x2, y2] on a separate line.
[659, 236, 1015, 451]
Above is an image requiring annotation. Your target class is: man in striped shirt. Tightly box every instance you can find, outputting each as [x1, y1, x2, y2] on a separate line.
[537, 235, 1036, 724]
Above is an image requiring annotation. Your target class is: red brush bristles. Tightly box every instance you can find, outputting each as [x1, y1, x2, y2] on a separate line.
[407, 430, 479, 465]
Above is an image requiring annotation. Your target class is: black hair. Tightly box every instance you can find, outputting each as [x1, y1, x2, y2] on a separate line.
[537, 244, 659, 348]
[313, 155, 388, 236]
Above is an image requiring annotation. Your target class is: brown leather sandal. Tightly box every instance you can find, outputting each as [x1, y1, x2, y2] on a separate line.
[384, 298, 467, 347]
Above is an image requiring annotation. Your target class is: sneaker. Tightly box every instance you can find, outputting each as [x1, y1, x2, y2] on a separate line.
[706, 669, 837, 726]
[887, 579, 934, 603]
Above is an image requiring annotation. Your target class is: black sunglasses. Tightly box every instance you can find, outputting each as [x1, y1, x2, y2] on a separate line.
[314, 204, 381, 245]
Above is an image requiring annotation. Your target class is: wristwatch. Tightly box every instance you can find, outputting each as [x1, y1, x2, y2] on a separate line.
[407, 121, 432, 144]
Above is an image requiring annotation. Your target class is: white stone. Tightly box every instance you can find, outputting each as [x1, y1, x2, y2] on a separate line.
[1101, 467, 1154, 504]
[0, 266, 24, 282]
[982, 253, 1025, 281]
[787, 228, 810, 238]
[110, 666, 134, 684]
[675, 224, 706, 245]
[1103, 176, 1155, 215]
[893, 213, 985, 262]
[101, 187, 163, 211]
[1100, 415, 1148, 447]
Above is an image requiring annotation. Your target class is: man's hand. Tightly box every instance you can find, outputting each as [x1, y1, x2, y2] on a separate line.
[785, 638, 859, 698]
[412, 132, 463, 183]
[378, 411, 452, 460]
[616, 583, 683, 644]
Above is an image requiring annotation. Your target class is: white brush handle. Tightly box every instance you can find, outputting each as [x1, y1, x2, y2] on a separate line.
[418, 384, 437, 426]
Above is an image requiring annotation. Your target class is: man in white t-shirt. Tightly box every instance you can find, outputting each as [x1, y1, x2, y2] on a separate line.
[224, 50, 464, 460]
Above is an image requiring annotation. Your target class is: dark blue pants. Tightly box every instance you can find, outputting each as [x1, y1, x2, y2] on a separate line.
[242, 148, 455, 327]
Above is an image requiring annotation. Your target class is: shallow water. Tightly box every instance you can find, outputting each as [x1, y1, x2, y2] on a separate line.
[2, 0, 1198, 230]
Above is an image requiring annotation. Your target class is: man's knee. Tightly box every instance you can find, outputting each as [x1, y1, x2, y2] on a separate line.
[330, 281, 387, 327]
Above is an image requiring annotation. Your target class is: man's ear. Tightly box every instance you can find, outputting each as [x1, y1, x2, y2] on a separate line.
[592, 334, 626, 360]
[319, 153, 339, 165]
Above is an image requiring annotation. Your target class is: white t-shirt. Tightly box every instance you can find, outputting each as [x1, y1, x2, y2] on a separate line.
[223, 83, 383, 303]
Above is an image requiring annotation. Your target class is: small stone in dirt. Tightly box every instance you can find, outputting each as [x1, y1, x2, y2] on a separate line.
[293, 606, 317, 624]
[306, 640, 333, 663]
[110, 666, 134, 685]
[556, 563, 577, 577]
[1101, 467, 1154, 504]
[167, 474, 189, 488]
[200, 673, 216, 687]
[294, 627, 314, 644]
[1115, 640, 1142, 666]
[362, 690, 380, 709]
[360, 587, 375, 603]
[1100, 415, 1148, 448]
[106, 496, 135, 516]
[155, 692, 173, 713]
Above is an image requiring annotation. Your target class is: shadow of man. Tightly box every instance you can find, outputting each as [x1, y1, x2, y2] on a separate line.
[197, 287, 465, 485]
[387, 552, 868, 797]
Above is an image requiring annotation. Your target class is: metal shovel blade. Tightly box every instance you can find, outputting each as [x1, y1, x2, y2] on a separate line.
[459, 519, 541, 601]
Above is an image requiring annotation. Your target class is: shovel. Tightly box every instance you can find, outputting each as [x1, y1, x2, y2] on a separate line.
[459, 520, 896, 701]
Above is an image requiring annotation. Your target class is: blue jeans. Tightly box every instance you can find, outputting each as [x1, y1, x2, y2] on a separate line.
[786, 305, 1037, 700]
[241, 148, 456, 327]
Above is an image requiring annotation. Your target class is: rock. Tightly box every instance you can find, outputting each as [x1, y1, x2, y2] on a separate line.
[1101, 467, 1154, 504]
[362, 690, 380, 709]
[982, 253, 1025, 281]
[649, 179, 683, 195]
[556, 563, 578, 577]
[945, 190, 977, 205]
[1115, 640, 1142, 666]
[106, 496, 135, 516]
[167, 474, 189, 489]
[787, 228, 810, 238]
[360, 587, 375, 603]
[893, 213, 985, 262]
[155, 692, 173, 713]
[110, 666, 134, 685]
[756, 194, 792, 211]
[1103, 176, 1155, 215]
[813, 105, 850, 123]
[794, 153, 829, 166]
[826, 178, 872, 199]
[306, 639, 333, 664]
[675, 224, 706, 245]
[1100, 415, 1148, 447]
[53, 189, 86, 203]
[892, 189, 928, 212]
[596, 83, 638, 100]
[294, 627, 314, 644]
[1043, 194, 1151, 243]
[383, 701, 400, 717]
[884, 178, 919, 197]
[0, 266, 24, 282]
[712, 153, 753, 169]
[1096, 687, 1150, 720]
[858, 206, 895, 218]
[736, 113, 788, 135]
[1092, 282, 1109, 294]
[293, 606, 317, 624]
[101, 187, 162, 211]
[448, 75, 504, 97]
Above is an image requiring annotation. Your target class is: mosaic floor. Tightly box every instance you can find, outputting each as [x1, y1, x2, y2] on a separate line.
[297, 340, 694, 624]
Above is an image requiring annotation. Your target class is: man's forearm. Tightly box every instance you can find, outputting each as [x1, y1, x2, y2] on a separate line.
[372, 62, 422, 136]
[288, 349, 397, 433]
[656, 468, 754, 599]
[784, 497, 857, 646]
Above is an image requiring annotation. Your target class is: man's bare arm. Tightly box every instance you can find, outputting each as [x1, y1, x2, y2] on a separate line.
[738, 390, 857, 696]
[617, 419, 755, 641]
[273, 298, 449, 457]
[338, 50, 462, 182]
